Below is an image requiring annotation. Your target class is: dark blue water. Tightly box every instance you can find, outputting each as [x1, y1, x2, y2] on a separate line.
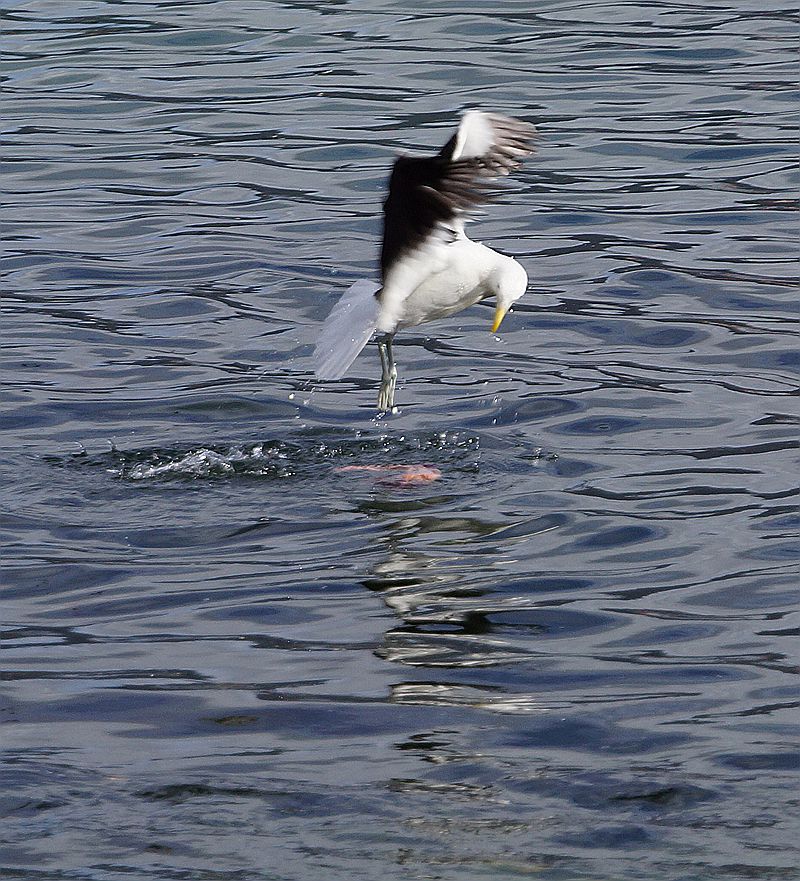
[2, 1, 798, 879]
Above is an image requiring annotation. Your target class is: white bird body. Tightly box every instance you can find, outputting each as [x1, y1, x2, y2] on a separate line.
[312, 110, 536, 407]
[394, 239, 515, 331]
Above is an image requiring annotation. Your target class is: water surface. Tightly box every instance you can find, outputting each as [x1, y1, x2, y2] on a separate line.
[2, 1, 799, 879]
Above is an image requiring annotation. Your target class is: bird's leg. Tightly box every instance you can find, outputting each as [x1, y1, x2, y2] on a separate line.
[377, 334, 397, 411]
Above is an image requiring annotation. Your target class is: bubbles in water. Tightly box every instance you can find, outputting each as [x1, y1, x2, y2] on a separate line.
[51, 429, 487, 484]
[122, 444, 287, 480]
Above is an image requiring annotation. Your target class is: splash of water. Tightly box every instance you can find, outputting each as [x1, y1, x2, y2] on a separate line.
[47, 431, 485, 483]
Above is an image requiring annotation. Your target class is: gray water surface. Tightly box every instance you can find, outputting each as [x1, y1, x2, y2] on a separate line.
[2, 1, 799, 879]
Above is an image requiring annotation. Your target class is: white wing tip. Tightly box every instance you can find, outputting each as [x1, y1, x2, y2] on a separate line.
[455, 109, 537, 162]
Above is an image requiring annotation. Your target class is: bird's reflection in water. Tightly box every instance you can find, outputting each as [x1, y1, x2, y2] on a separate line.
[355, 503, 551, 714]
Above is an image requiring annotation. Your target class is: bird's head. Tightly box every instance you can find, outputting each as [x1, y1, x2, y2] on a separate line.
[490, 257, 528, 333]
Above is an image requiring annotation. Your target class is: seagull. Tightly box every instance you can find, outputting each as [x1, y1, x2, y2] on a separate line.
[313, 110, 537, 411]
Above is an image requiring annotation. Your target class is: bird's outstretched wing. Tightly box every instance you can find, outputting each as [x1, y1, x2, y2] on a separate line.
[377, 111, 536, 332]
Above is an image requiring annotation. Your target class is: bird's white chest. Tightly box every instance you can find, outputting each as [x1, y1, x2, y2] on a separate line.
[393, 242, 496, 330]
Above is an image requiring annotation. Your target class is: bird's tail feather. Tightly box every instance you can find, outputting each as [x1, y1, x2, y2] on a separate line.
[313, 279, 381, 380]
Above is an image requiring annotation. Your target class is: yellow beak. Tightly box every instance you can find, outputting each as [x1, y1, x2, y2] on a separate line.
[491, 304, 509, 333]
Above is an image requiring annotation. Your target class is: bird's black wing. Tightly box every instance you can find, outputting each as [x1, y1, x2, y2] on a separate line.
[380, 112, 536, 280]
[380, 155, 485, 279]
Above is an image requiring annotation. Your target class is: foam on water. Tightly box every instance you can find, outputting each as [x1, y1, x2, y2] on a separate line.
[120, 443, 289, 480]
[47, 430, 487, 483]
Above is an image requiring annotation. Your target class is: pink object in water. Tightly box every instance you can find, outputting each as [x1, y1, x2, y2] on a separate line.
[335, 464, 442, 486]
